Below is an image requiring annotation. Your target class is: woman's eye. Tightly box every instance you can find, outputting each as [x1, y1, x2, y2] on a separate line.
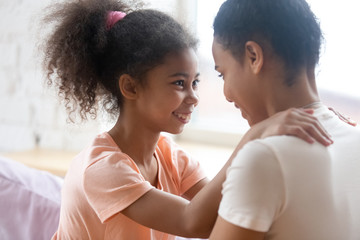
[218, 73, 224, 78]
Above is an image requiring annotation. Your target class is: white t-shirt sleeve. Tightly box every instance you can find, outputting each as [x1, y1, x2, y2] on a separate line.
[218, 140, 286, 232]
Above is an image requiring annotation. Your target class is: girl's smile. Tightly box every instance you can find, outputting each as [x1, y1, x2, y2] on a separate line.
[173, 111, 193, 124]
[135, 48, 200, 134]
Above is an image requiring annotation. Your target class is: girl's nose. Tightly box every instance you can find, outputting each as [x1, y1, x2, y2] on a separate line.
[185, 89, 199, 106]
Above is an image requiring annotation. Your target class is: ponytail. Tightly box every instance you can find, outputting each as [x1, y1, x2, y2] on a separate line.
[42, 0, 197, 121]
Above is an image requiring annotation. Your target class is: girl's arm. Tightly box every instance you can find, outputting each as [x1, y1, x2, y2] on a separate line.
[121, 108, 332, 238]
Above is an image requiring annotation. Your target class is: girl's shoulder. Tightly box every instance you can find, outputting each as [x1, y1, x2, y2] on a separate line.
[156, 134, 194, 167]
[156, 134, 174, 149]
[156, 134, 186, 157]
[80, 132, 134, 171]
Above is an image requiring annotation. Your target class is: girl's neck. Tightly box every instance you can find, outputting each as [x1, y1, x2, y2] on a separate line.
[108, 115, 160, 166]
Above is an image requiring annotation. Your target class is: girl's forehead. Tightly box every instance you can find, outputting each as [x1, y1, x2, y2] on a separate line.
[166, 48, 198, 61]
[144, 50, 199, 79]
[162, 49, 198, 70]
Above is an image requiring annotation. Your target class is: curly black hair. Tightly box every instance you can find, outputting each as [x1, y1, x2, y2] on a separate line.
[42, 0, 197, 121]
[213, 0, 323, 86]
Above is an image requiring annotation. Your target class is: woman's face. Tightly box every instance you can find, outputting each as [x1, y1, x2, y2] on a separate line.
[136, 48, 200, 134]
[212, 39, 264, 126]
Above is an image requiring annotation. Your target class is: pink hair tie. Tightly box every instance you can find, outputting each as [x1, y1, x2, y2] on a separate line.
[106, 11, 127, 30]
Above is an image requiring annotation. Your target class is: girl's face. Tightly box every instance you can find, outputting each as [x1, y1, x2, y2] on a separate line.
[212, 39, 264, 126]
[136, 48, 200, 134]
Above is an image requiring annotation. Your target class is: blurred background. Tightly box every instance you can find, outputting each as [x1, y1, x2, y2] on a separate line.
[1, 0, 359, 178]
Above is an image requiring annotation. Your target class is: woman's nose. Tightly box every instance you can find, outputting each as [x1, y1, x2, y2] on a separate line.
[226, 97, 233, 103]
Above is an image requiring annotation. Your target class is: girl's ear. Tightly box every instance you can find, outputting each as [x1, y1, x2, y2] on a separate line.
[118, 74, 138, 100]
[244, 41, 264, 74]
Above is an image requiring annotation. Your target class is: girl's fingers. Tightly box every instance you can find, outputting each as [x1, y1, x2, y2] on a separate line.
[301, 108, 315, 115]
[281, 109, 333, 146]
[300, 116, 332, 141]
[283, 124, 331, 146]
[328, 107, 357, 127]
[256, 108, 334, 146]
[287, 125, 315, 144]
[297, 123, 333, 146]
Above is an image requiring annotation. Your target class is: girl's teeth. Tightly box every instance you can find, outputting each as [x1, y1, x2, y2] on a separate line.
[175, 113, 190, 121]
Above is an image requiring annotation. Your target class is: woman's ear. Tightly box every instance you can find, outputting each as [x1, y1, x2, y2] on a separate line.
[244, 41, 264, 74]
[118, 74, 138, 100]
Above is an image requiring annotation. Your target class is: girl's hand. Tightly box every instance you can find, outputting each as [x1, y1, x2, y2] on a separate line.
[242, 108, 333, 147]
[328, 107, 357, 127]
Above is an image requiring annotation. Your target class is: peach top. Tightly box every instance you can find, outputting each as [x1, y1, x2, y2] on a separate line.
[52, 132, 206, 240]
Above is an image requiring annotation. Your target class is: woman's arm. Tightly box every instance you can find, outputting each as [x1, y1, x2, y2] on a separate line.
[210, 216, 265, 240]
[121, 108, 332, 238]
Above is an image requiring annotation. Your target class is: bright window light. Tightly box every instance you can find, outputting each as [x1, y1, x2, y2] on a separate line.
[193, 0, 360, 135]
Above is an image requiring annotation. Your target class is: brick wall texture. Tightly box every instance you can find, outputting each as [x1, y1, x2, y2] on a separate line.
[0, 0, 178, 152]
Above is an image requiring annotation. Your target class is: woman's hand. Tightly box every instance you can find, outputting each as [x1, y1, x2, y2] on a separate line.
[242, 108, 333, 147]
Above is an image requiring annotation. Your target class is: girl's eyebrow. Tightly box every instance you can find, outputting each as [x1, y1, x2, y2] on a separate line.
[214, 66, 219, 71]
[168, 72, 200, 78]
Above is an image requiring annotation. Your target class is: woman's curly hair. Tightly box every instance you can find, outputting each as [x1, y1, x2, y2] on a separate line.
[42, 0, 197, 121]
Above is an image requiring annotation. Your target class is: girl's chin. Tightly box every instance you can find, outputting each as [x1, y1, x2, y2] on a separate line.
[166, 126, 185, 135]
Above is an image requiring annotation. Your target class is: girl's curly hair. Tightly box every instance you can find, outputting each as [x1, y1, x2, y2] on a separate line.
[42, 0, 197, 121]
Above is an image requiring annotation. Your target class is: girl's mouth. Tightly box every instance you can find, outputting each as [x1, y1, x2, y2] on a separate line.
[173, 112, 191, 123]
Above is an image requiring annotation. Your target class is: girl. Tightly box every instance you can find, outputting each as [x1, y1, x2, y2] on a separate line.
[42, 0, 332, 239]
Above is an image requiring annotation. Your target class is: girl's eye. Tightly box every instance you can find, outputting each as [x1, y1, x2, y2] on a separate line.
[192, 79, 200, 87]
[218, 73, 224, 78]
[174, 80, 185, 86]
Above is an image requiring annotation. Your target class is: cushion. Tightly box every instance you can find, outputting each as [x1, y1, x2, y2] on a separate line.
[0, 156, 63, 240]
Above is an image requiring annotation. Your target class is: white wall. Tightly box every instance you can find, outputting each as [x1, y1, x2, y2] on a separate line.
[0, 0, 184, 152]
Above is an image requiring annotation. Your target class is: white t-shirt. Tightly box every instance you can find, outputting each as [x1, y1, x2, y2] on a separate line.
[219, 105, 360, 240]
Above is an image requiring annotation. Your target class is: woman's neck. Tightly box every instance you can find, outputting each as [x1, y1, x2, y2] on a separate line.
[264, 67, 320, 117]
